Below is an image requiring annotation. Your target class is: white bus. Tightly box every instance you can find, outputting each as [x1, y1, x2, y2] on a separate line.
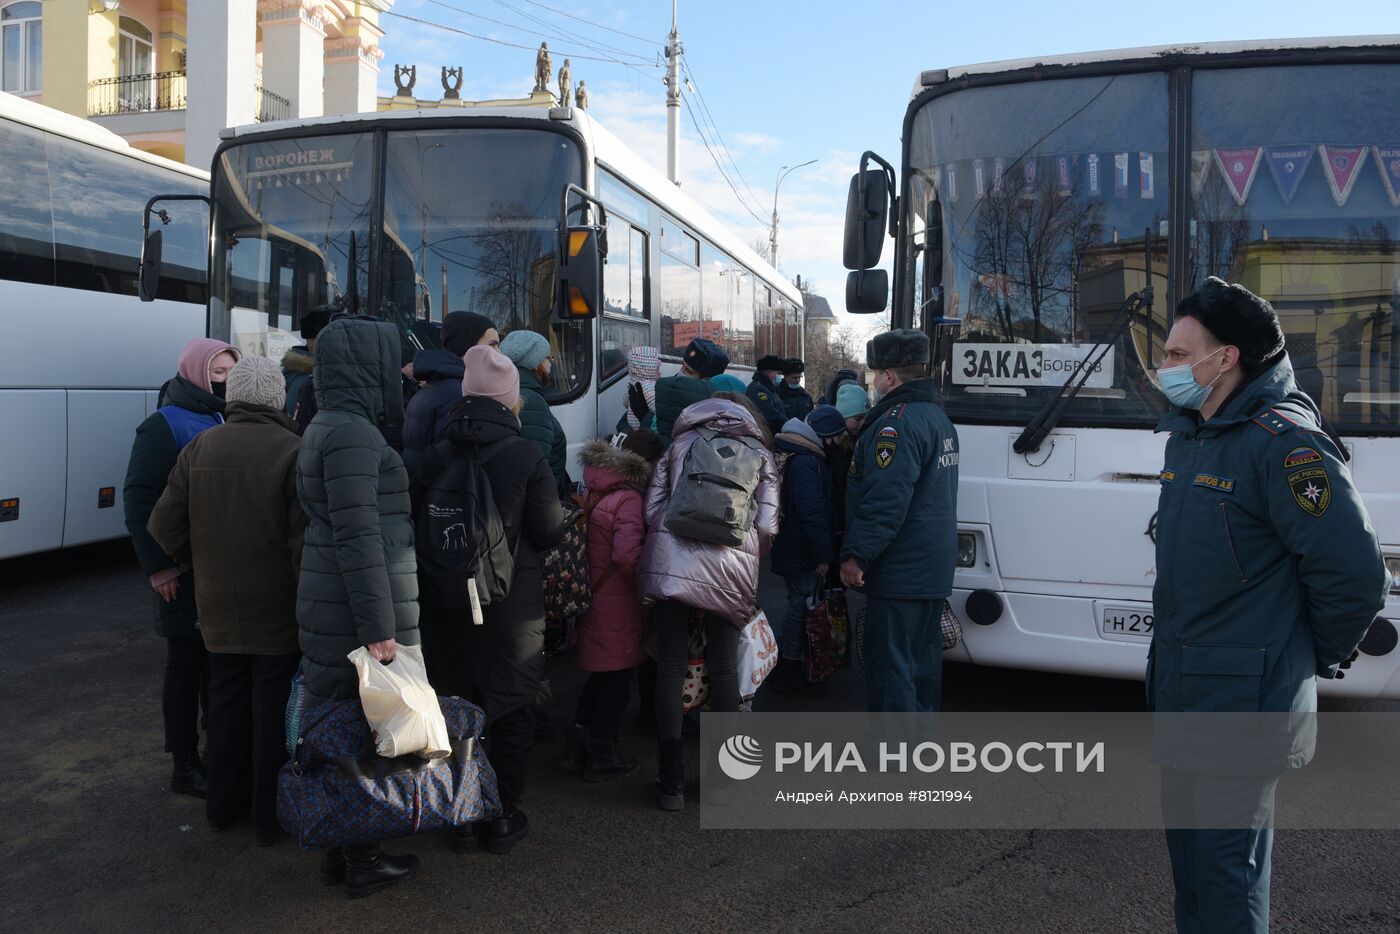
[0, 92, 208, 560]
[152, 104, 802, 469]
[842, 37, 1400, 698]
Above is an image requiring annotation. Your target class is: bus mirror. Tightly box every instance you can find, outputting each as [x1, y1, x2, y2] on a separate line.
[138, 229, 163, 303]
[846, 268, 888, 314]
[559, 224, 605, 320]
[843, 169, 889, 270]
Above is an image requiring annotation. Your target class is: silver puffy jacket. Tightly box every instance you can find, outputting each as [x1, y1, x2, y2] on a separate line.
[638, 398, 780, 627]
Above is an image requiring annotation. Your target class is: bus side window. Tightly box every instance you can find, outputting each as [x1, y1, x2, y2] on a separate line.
[600, 216, 650, 382]
[0, 120, 54, 286]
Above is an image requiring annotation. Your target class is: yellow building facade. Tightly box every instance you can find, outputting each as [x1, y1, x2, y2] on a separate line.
[5, 0, 393, 165]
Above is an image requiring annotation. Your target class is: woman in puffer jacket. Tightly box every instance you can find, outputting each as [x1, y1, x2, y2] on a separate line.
[637, 398, 780, 811]
[560, 431, 663, 782]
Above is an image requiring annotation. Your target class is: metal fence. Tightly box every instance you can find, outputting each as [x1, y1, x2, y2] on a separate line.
[88, 71, 187, 116]
[255, 86, 291, 123]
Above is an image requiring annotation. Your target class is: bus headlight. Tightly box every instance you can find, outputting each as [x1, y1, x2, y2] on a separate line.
[957, 533, 977, 568]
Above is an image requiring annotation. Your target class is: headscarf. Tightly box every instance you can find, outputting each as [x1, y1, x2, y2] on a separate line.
[177, 338, 239, 393]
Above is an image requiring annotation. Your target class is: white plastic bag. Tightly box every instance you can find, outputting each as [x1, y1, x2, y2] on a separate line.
[346, 643, 451, 759]
[737, 609, 778, 702]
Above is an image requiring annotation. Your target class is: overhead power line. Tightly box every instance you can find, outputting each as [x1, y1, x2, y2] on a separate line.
[420, 0, 652, 63]
[680, 93, 770, 227]
[680, 54, 767, 218]
[488, 0, 658, 62]
[517, 0, 661, 45]
[384, 9, 657, 71]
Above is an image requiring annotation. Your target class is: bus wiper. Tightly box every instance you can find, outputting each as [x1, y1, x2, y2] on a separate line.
[1013, 286, 1153, 455]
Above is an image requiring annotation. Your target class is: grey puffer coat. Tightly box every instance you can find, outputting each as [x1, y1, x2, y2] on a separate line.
[296, 318, 420, 705]
[638, 398, 780, 627]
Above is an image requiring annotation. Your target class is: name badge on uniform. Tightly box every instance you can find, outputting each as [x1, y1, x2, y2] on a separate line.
[1193, 473, 1235, 493]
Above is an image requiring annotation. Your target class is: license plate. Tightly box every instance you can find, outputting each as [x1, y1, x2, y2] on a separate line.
[1099, 605, 1154, 641]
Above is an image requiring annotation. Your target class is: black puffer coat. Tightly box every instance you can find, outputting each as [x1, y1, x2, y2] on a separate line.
[418, 395, 564, 722]
[402, 348, 464, 484]
[296, 319, 420, 705]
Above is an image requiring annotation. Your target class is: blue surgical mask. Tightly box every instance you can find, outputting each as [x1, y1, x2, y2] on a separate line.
[1157, 346, 1225, 410]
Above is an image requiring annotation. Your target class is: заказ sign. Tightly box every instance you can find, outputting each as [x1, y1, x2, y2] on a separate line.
[952, 342, 1114, 390]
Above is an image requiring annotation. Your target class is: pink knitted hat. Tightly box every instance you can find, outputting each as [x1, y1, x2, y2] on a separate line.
[462, 345, 520, 410]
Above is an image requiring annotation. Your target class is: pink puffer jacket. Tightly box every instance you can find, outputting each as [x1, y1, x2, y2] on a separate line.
[576, 439, 651, 672]
[638, 398, 780, 627]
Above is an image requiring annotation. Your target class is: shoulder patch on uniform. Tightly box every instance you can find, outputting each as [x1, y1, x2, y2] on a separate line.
[1283, 446, 1323, 469]
[875, 440, 897, 469]
[1159, 469, 1176, 484]
[1287, 466, 1331, 516]
[1193, 473, 1235, 493]
[877, 426, 899, 439]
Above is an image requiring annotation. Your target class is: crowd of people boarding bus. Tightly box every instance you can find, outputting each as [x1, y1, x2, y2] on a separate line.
[124, 306, 948, 897]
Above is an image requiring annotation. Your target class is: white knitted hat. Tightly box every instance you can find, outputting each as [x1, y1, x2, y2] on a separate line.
[226, 356, 287, 410]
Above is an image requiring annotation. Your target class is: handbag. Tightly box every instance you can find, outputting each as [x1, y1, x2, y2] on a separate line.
[543, 502, 593, 622]
[276, 695, 501, 849]
[803, 590, 837, 683]
[682, 610, 710, 712]
[854, 600, 961, 669]
[737, 608, 778, 701]
[826, 588, 851, 667]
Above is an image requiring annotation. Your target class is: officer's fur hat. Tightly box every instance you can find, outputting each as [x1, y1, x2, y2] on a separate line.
[684, 338, 729, 379]
[781, 358, 805, 375]
[867, 329, 930, 370]
[1176, 277, 1285, 375]
[755, 354, 785, 372]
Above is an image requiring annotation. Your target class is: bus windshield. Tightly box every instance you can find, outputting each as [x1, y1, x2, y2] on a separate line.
[911, 62, 1400, 434]
[210, 127, 586, 398]
[909, 73, 1171, 429]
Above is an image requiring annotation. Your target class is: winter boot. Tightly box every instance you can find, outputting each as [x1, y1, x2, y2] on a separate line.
[320, 848, 346, 885]
[655, 739, 685, 811]
[485, 809, 530, 855]
[583, 737, 638, 783]
[559, 724, 588, 773]
[170, 751, 207, 799]
[343, 844, 419, 899]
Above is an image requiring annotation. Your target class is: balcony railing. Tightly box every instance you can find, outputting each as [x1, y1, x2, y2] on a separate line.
[88, 71, 187, 116]
[255, 86, 291, 123]
[88, 72, 291, 123]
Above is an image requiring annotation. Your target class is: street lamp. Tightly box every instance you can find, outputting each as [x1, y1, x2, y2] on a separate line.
[769, 159, 816, 271]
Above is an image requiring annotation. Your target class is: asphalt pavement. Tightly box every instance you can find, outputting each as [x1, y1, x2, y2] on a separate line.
[2, 541, 1397, 933]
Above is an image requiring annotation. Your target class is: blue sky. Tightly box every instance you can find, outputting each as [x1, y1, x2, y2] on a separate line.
[377, 0, 1399, 333]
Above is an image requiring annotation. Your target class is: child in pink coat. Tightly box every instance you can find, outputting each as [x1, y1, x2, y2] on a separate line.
[562, 430, 663, 781]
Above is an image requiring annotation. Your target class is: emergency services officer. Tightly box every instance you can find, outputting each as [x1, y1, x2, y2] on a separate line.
[840, 330, 959, 712]
[1150, 277, 1387, 934]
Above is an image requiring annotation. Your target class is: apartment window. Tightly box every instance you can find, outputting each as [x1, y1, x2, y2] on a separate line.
[1, 2, 42, 94]
[118, 17, 154, 111]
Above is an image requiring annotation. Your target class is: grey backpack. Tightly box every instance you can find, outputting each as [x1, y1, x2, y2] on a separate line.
[664, 427, 765, 547]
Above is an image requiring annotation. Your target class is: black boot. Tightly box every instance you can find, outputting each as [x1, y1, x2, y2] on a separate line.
[170, 751, 207, 799]
[485, 809, 529, 855]
[559, 724, 588, 773]
[655, 739, 684, 811]
[450, 821, 490, 854]
[583, 737, 638, 783]
[320, 848, 346, 885]
[343, 844, 419, 899]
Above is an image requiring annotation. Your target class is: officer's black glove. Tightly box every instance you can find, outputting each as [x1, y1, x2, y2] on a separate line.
[628, 382, 651, 422]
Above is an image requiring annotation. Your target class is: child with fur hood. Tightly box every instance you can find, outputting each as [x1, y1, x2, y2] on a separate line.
[561, 430, 664, 781]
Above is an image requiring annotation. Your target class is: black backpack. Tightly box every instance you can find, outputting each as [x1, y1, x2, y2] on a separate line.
[415, 439, 515, 612]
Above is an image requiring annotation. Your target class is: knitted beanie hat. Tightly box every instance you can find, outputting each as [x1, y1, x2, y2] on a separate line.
[627, 345, 661, 382]
[835, 382, 870, 419]
[226, 356, 287, 410]
[807, 404, 847, 439]
[500, 329, 552, 370]
[462, 345, 520, 410]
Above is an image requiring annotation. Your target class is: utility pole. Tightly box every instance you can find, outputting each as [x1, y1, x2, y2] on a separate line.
[664, 0, 681, 185]
[770, 159, 817, 271]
